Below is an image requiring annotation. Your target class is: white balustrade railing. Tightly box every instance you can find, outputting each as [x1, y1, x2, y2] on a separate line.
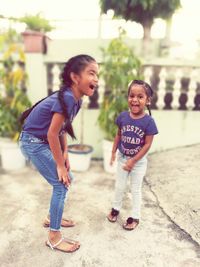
[47, 62, 200, 111]
[143, 64, 200, 110]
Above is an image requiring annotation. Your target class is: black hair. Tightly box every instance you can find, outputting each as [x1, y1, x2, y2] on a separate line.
[19, 54, 96, 139]
[127, 79, 153, 116]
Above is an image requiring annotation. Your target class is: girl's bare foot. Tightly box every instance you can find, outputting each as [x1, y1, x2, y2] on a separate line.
[46, 231, 80, 253]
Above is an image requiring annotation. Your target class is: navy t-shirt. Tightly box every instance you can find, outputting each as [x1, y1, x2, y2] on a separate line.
[23, 88, 82, 139]
[116, 111, 158, 156]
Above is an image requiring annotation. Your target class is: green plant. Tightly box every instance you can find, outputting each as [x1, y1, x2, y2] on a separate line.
[0, 44, 31, 140]
[20, 13, 54, 33]
[98, 29, 142, 140]
[0, 28, 21, 50]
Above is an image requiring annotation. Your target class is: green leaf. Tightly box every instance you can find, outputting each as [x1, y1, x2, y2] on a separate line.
[98, 31, 142, 140]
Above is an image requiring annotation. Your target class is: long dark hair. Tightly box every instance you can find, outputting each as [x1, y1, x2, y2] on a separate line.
[20, 54, 96, 139]
[128, 79, 153, 116]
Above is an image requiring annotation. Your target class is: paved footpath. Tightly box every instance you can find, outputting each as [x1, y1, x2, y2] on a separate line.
[0, 144, 200, 267]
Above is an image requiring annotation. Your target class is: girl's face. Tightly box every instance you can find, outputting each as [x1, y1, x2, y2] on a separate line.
[75, 61, 99, 97]
[128, 84, 150, 118]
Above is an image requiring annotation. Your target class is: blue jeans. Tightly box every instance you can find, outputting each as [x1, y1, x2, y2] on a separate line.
[19, 131, 73, 231]
[112, 152, 147, 219]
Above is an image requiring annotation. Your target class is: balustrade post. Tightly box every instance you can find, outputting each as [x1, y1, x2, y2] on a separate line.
[97, 78, 105, 106]
[172, 69, 182, 109]
[157, 67, 167, 109]
[143, 67, 153, 85]
[82, 95, 89, 108]
[51, 64, 61, 92]
[187, 69, 197, 110]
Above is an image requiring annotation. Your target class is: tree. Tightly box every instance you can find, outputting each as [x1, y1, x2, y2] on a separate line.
[99, 0, 181, 52]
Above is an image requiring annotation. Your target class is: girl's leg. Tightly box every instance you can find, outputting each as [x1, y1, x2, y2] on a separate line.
[20, 137, 79, 251]
[44, 170, 75, 228]
[28, 145, 67, 231]
[129, 158, 147, 219]
[112, 157, 129, 211]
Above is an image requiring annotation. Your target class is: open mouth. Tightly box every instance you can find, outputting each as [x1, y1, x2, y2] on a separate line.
[89, 84, 98, 90]
[131, 104, 139, 107]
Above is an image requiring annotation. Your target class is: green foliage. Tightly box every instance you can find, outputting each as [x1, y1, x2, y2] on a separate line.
[0, 29, 21, 51]
[98, 30, 142, 140]
[99, 0, 181, 35]
[20, 13, 54, 33]
[0, 44, 31, 140]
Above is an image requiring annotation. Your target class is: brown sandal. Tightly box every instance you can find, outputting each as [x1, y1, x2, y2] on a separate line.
[123, 217, 139, 231]
[43, 217, 75, 228]
[107, 208, 119, 222]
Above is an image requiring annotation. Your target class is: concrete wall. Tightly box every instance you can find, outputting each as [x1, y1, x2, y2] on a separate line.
[45, 38, 156, 63]
[69, 109, 200, 159]
[26, 54, 48, 104]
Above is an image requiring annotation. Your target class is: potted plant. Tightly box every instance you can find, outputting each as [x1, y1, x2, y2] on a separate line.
[68, 100, 93, 172]
[20, 13, 54, 53]
[98, 29, 142, 173]
[0, 44, 31, 170]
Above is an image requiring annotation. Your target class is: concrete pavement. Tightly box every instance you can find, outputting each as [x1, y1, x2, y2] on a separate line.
[0, 144, 200, 267]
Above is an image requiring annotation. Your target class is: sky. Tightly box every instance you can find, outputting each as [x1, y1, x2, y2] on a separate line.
[0, 0, 200, 58]
[0, 0, 100, 20]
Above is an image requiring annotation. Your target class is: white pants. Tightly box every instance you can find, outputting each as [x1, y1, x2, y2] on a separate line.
[112, 152, 147, 219]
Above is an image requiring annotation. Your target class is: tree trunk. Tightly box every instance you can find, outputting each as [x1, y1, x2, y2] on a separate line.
[165, 18, 172, 42]
[142, 24, 152, 59]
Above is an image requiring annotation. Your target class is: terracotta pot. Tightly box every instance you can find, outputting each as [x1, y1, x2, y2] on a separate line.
[22, 31, 49, 54]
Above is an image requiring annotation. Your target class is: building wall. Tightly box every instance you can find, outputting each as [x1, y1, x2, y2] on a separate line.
[69, 109, 200, 158]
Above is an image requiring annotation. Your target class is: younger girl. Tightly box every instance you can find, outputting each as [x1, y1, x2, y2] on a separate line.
[107, 80, 158, 230]
[19, 54, 99, 252]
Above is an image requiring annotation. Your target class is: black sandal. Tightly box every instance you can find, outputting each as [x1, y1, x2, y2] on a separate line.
[123, 217, 139, 230]
[107, 208, 119, 222]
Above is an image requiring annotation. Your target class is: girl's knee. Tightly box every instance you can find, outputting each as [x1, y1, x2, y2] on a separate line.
[53, 184, 67, 197]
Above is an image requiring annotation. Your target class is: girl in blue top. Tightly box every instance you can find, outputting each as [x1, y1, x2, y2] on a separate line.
[19, 55, 99, 253]
[107, 80, 158, 230]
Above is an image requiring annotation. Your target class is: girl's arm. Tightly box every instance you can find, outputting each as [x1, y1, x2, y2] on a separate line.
[59, 133, 70, 170]
[47, 113, 70, 187]
[110, 128, 121, 165]
[59, 133, 67, 152]
[123, 135, 154, 172]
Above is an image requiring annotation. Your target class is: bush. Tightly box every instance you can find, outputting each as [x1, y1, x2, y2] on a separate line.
[0, 44, 31, 140]
[98, 30, 142, 140]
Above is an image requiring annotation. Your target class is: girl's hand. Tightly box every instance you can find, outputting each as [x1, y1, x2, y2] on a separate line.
[123, 158, 136, 172]
[63, 152, 70, 170]
[57, 165, 71, 188]
[110, 152, 116, 166]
